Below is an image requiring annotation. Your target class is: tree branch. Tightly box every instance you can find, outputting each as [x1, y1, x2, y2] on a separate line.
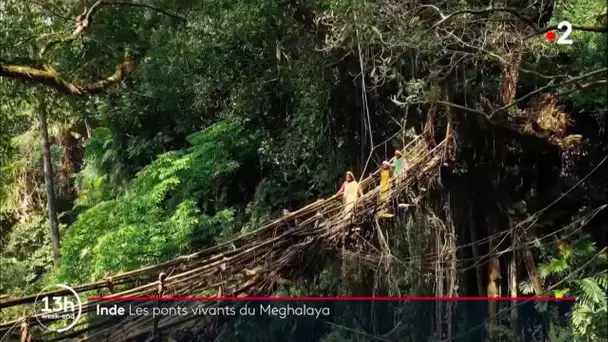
[0, 57, 46, 69]
[525, 25, 608, 39]
[576, 79, 607, 89]
[288, 0, 331, 41]
[419, 5, 608, 38]
[390, 97, 491, 122]
[389, 69, 608, 122]
[388, 96, 599, 148]
[1, 2, 188, 95]
[40, 37, 76, 57]
[86, 0, 187, 26]
[489, 67, 608, 118]
[40, 1, 186, 56]
[418, 7, 538, 32]
[108, 1, 187, 22]
[0, 61, 134, 95]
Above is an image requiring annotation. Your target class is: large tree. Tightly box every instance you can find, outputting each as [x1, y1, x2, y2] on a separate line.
[1, 0, 185, 266]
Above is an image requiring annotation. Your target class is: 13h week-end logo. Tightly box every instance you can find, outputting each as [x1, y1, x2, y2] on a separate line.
[34, 284, 82, 332]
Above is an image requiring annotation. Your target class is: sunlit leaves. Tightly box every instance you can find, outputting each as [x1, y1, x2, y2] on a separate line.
[554, 288, 570, 298]
[534, 234, 608, 341]
[58, 120, 246, 282]
[538, 257, 570, 277]
[519, 280, 535, 295]
[0, 215, 53, 294]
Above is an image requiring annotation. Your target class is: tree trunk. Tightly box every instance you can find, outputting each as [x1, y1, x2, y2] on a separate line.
[38, 96, 61, 267]
[468, 205, 484, 296]
[487, 258, 500, 340]
[510, 254, 519, 340]
[523, 244, 543, 294]
[499, 52, 521, 107]
[84, 116, 92, 139]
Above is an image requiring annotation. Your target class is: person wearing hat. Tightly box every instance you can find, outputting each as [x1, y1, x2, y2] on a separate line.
[392, 149, 410, 179]
[280, 207, 297, 233]
[392, 149, 414, 210]
[337, 171, 364, 219]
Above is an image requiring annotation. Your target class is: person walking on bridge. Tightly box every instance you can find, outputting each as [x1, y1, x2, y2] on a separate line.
[337, 171, 363, 220]
[393, 150, 410, 179]
[378, 161, 394, 218]
[393, 149, 415, 209]
[281, 208, 297, 233]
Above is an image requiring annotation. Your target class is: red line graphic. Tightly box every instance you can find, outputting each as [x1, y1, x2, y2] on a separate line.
[88, 296, 575, 301]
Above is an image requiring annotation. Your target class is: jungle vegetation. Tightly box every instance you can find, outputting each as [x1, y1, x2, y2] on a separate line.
[1, 0, 607, 341]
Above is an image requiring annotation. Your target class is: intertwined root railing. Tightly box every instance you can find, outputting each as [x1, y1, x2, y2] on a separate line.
[0, 135, 448, 341]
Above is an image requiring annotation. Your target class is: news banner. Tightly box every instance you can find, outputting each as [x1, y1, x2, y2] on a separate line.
[95, 299, 331, 319]
[24, 283, 576, 341]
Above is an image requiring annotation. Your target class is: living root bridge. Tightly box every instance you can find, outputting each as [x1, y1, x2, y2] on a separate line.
[1, 135, 447, 341]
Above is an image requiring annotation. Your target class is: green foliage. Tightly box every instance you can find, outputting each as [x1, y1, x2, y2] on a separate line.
[0, 215, 53, 294]
[516, 0, 607, 137]
[1, 131, 42, 214]
[74, 128, 125, 207]
[1, 0, 607, 340]
[57, 120, 249, 282]
[0, 88, 33, 171]
[532, 234, 608, 341]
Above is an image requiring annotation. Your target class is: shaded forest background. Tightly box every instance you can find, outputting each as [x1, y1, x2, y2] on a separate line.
[1, 0, 607, 340]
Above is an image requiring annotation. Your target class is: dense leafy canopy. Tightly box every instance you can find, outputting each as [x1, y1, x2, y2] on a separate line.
[1, 0, 606, 340]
